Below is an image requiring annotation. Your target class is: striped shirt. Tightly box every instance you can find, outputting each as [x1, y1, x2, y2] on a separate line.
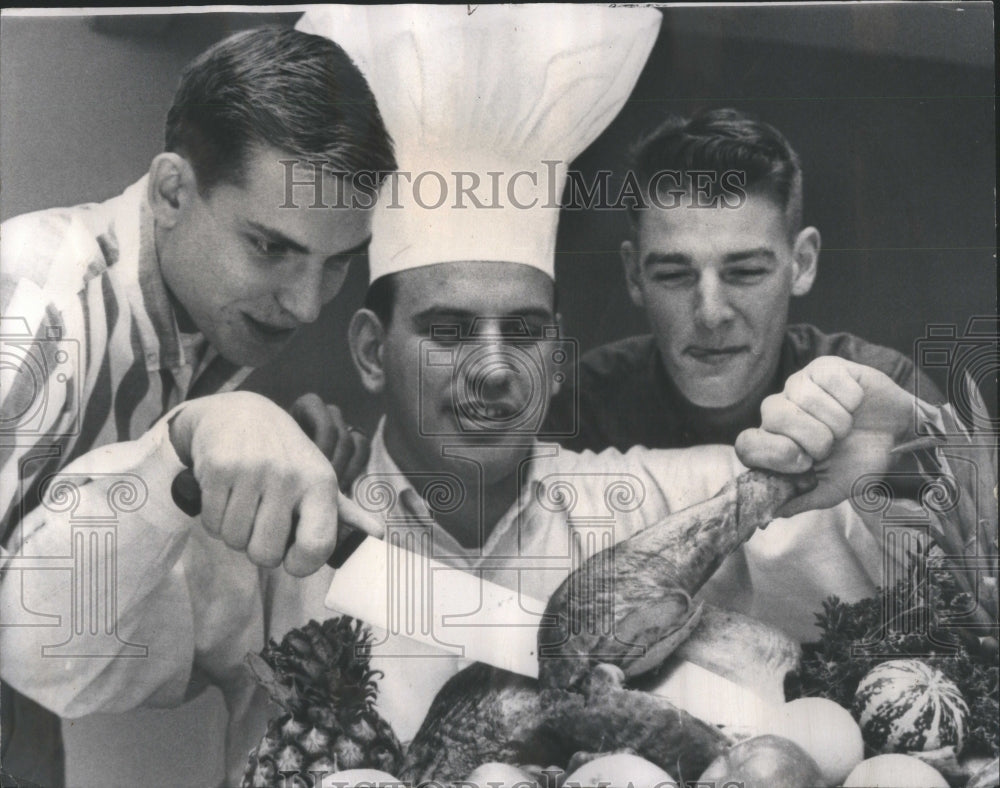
[0, 177, 252, 547]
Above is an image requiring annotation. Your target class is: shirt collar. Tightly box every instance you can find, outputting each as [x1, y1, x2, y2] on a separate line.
[357, 418, 551, 562]
[114, 176, 191, 372]
[359, 418, 436, 523]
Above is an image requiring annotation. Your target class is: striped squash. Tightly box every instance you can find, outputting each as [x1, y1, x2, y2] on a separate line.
[853, 659, 969, 754]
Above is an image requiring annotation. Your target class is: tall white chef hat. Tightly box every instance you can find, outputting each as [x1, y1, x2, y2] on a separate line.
[297, 5, 661, 283]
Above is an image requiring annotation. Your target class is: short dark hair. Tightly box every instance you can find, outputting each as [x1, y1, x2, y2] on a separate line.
[363, 271, 398, 326]
[626, 107, 803, 235]
[165, 27, 396, 194]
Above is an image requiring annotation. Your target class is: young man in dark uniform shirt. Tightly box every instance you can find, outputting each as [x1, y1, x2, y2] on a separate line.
[546, 109, 943, 452]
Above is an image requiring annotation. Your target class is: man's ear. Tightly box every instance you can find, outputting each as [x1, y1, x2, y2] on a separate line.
[790, 226, 820, 297]
[147, 153, 199, 229]
[349, 309, 387, 395]
[620, 239, 645, 309]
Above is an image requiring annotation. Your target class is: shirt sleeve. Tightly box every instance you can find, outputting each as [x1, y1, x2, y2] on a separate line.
[629, 443, 745, 518]
[567, 443, 744, 541]
[1, 217, 90, 547]
[898, 362, 947, 406]
[0, 409, 200, 718]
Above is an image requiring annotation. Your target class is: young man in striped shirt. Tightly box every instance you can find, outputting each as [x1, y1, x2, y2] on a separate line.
[0, 27, 394, 786]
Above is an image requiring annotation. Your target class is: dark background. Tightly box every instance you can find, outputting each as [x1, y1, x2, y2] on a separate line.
[2, 6, 995, 433]
[0, 7, 995, 786]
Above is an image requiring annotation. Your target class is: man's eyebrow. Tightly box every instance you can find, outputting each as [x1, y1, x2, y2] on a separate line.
[642, 253, 691, 267]
[330, 236, 372, 259]
[723, 248, 777, 263]
[243, 223, 372, 260]
[243, 220, 310, 254]
[412, 306, 554, 323]
[413, 307, 478, 322]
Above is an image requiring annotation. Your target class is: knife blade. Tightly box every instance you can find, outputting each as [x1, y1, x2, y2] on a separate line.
[324, 535, 546, 678]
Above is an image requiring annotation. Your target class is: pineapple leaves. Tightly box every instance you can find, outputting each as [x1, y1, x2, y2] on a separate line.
[245, 651, 300, 713]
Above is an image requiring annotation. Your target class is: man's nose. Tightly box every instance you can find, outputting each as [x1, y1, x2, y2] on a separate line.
[277, 261, 325, 324]
[468, 338, 519, 398]
[694, 274, 735, 329]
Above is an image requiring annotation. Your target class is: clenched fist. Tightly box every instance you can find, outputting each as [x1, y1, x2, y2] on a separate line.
[736, 357, 920, 517]
[168, 391, 381, 576]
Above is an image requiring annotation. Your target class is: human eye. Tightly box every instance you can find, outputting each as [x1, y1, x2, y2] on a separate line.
[427, 328, 462, 348]
[724, 265, 770, 285]
[248, 235, 289, 260]
[523, 322, 546, 339]
[649, 265, 695, 286]
[418, 318, 460, 344]
[324, 252, 354, 270]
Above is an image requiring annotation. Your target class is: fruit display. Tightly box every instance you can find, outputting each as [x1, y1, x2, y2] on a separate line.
[400, 471, 809, 782]
[697, 735, 822, 788]
[786, 400, 998, 783]
[853, 658, 970, 754]
[790, 588, 999, 759]
[239, 406, 997, 786]
[241, 618, 403, 787]
[842, 753, 950, 788]
[241, 472, 804, 784]
[759, 697, 864, 786]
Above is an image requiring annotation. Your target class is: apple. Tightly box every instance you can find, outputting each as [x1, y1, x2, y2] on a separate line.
[698, 735, 821, 788]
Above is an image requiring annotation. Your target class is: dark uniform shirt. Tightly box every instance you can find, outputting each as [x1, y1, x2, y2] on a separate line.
[545, 324, 944, 452]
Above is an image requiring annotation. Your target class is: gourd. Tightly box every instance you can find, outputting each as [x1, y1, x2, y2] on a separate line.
[853, 659, 969, 753]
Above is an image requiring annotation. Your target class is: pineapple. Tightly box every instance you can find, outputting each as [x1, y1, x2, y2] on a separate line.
[241, 617, 404, 787]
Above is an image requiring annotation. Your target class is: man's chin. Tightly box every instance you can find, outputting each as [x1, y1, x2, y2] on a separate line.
[215, 337, 289, 369]
[450, 429, 531, 444]
[676, 376, 752, 410]
[423, 434, 532, 478]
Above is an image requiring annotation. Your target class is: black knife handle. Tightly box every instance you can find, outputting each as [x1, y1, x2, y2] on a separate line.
[170, 468, 367, 568]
